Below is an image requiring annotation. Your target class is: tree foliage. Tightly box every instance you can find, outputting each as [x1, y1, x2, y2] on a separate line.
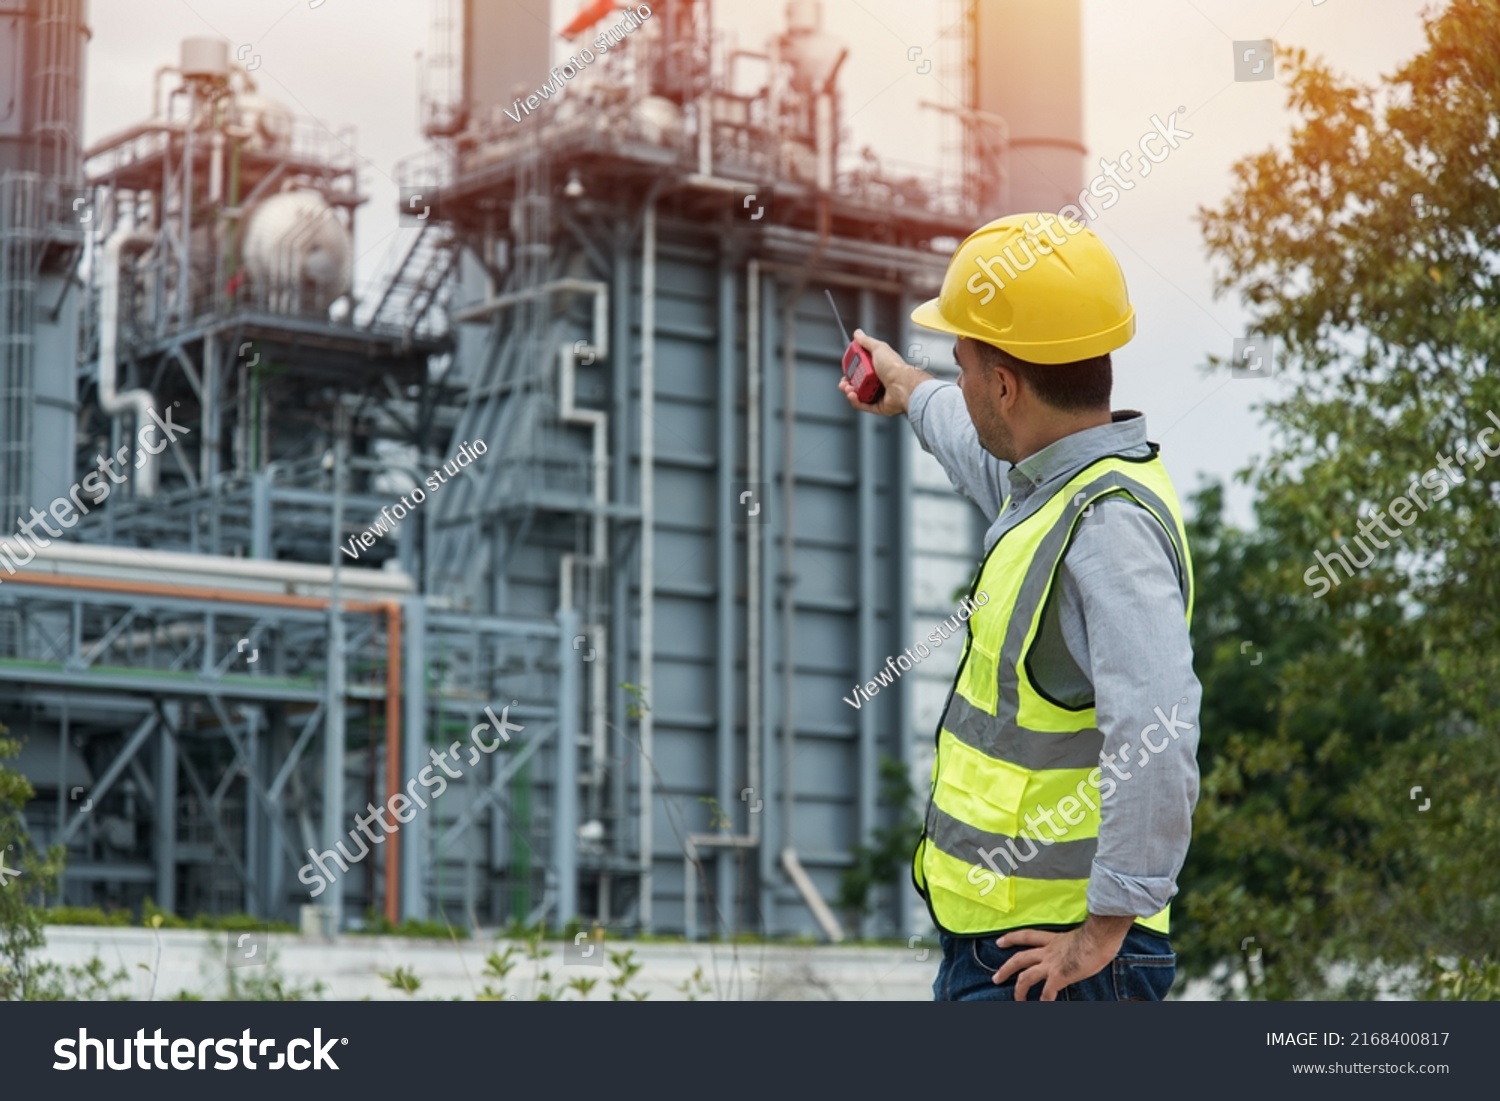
[0, 723, 69, 1000]
[1177, 0, 1500, 999]
[838, 755, 922, 926]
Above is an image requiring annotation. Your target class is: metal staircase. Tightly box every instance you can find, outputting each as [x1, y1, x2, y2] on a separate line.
[362, 219, 457, 340]
[427, 140, 555, 608]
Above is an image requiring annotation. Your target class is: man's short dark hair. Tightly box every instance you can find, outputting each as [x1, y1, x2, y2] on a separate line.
[976, 342, 1112, 412]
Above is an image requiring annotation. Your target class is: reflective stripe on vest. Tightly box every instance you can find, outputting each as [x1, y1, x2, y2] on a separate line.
[912, 450, 1194, 937]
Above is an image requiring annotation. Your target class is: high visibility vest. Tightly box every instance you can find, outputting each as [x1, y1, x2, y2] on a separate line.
[912, 447, 1194, 937]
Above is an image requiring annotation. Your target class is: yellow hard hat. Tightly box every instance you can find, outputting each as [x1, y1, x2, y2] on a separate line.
[911, 212, 1135, 364]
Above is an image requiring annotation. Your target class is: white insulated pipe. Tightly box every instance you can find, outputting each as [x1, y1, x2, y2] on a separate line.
[638, 202, 657, 929]
[746, 261, 762, 848]
[98, 230, 162, 498]
[151, 66, 180, 118]
[782, 848, 845, 942]
[815, 92, 834, 192]
[14, 538, 415, 596]
[452, 278, 610, 331]
[554, 281, 611, 801]
[210, 128, 224, 204]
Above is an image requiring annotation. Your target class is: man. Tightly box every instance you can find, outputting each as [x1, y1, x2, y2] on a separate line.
[840, 213, 1201, 1002]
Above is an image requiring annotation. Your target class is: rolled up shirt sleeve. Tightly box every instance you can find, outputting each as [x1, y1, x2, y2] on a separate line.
[1059, 496, 1202, 918]
[905, 379, 1010, 518]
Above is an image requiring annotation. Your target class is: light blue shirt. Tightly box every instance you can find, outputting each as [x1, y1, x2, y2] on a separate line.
[907, 379, 1202, 920]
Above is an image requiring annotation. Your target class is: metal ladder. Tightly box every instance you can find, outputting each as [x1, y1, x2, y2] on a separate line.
[363, 219, 457, 340]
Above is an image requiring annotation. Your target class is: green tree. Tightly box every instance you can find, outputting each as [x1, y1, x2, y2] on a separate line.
[1182, 0, 1500, 998]
[837, 755, 922, 931]
[0, 722, 67, 1000]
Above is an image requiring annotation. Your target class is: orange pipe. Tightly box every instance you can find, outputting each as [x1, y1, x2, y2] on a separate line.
[11, 571, 405, 924]
[6, 569, 387, 613]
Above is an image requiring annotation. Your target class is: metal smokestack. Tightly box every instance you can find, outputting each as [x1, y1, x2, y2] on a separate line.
[464, 0, 553, 131]
[971, 0, 1085, 218]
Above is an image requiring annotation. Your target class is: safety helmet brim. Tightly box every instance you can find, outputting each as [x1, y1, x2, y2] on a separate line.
[910, 296, 952, 337]
[911, 296, 1136, 365]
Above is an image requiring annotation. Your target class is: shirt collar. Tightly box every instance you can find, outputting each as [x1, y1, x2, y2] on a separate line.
[1010, 410, 1153, 493]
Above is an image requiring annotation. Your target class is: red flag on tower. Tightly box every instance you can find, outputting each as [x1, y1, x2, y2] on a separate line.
[560, 0, 619, 39]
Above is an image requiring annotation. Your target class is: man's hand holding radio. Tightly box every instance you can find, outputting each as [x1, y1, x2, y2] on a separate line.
[839, 329, 933, 417]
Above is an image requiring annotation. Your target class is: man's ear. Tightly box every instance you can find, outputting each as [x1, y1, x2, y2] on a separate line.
[991, 359, 1019, 410]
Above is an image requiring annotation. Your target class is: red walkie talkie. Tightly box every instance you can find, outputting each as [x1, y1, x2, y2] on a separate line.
[825, 290, 884, 405]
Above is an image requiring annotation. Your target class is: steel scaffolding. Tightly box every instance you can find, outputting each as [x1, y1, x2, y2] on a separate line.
[7, 0, 998, 940]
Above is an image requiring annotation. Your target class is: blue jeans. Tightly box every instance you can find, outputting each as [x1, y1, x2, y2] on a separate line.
[932, 924, 1176, 1001]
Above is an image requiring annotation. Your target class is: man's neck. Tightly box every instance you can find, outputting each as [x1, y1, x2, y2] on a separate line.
[1011, 409, 1112, 465]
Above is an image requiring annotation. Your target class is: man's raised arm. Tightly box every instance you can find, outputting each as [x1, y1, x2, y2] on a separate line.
[841, 329, 1010, 517]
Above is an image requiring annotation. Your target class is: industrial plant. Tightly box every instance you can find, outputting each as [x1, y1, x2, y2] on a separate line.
[1, 0, 1087, 943]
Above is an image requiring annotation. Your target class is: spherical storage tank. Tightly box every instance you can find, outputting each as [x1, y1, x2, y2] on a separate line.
[241, 189, 352, 314]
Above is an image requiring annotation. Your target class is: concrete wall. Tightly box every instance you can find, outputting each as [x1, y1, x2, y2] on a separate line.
[37, 925, 1221, 1000]
[38, 926, 936, 1001]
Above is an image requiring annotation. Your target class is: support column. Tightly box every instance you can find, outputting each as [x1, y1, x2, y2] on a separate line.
[154, 723, 177, 913]
[244, 709, 262, 914]
[637, 203, 656, 931]
[895, 292, 918, 942]
[251, 467, 272, 559]
[856, 288, 878, 939]
[608, 240, 633, 906]
[554, 607, 581, 926]
[755, 268, 778, 935]
[322, 412, 347, 935]
[714, 257, 737, 936]
[265, 706, 289, 916]
[400, 597, 428, 919]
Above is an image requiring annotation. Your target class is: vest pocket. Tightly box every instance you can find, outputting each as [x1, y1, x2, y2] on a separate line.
[934, 735, 1029, 839]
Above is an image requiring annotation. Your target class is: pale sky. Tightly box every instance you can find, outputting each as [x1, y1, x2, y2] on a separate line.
[83, 0, 1437, 523]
